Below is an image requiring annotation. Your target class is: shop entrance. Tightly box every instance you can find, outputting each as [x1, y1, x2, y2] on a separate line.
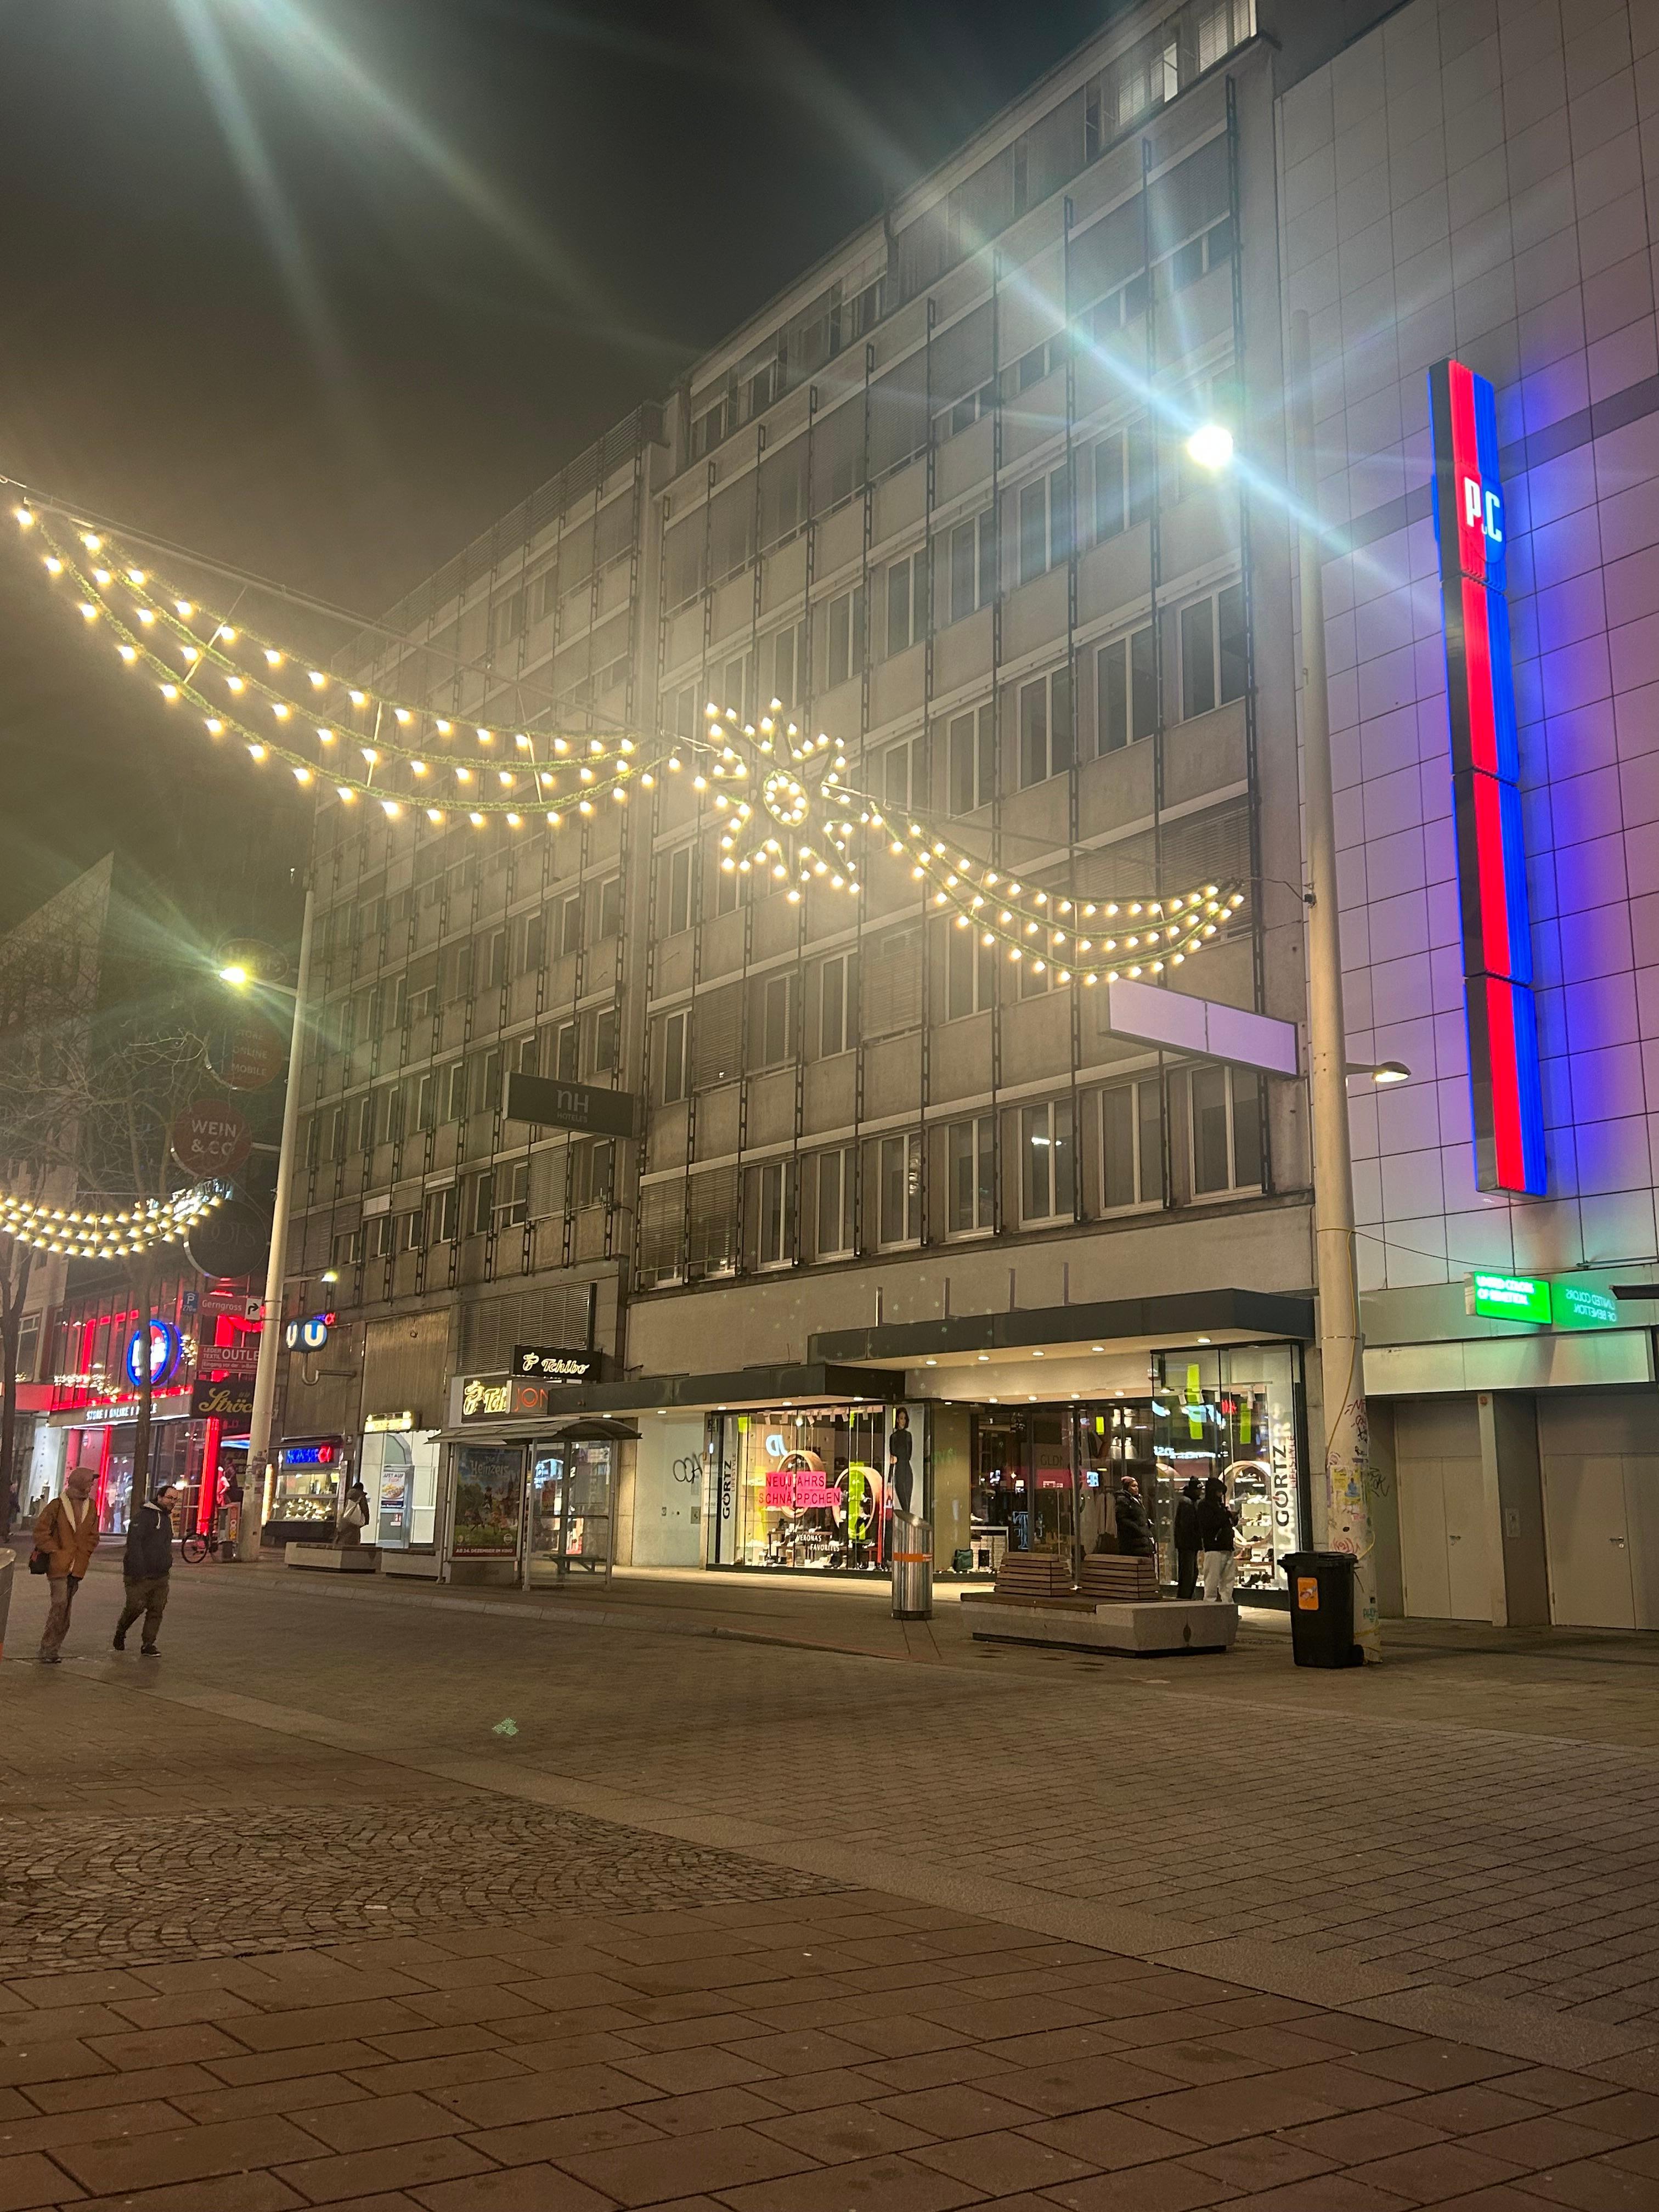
[969, 1409, 1077, 1568]
[527, 1436, 616, 1584]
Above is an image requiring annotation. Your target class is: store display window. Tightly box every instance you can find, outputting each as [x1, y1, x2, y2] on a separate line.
[270, 1436, 346, 1535]
[707, 1404, 919, 1572]
[1149, 1345, 1306, 1590]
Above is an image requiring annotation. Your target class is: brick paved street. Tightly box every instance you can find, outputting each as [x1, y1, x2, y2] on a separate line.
[4, 1561, 1659, 2208]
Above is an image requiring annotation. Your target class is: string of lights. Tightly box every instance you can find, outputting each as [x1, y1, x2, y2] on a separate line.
[15, 505, 1245, 980]
[0, 1185, 225, 1261]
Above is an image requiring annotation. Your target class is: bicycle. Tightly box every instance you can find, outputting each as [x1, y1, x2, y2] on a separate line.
[180, 1530, 223, 1565]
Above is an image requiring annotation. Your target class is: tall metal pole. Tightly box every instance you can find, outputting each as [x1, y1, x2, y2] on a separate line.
[1289, 309, 1379, 1660]
[236, 882, 315, 1561]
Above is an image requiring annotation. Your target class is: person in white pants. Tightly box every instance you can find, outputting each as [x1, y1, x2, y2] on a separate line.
[1198, 1474, 1239, 1601]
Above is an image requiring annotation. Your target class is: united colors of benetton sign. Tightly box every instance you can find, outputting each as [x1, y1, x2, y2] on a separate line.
[1427, 359, 1545, 1195]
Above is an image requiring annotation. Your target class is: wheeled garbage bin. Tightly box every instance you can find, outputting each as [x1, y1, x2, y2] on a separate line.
[1280, 1550, 1364, 1668]
[891, 1517, 933, 1620]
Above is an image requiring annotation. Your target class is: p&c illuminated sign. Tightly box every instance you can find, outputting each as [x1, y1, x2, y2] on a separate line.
[1429, 359, 1545, 1196]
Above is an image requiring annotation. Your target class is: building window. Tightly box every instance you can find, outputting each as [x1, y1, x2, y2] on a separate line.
[1178, 583, 1247, 720]
[826, 585, 865, 688]
[660, 1009, 689, 1103]
[691, 396, 726, 459]
[327, 1105, 347, 1161]
[559, 892, 582, 959]
[470, 1172, 494, 1237]
[598, 874, 624, 939]
[881, 735, 923, 814]
[1190, 1065, 1263, 1196]
[814, 1147, 855, 1258]
[665, 844, 692, 935]
[371, 1212, 398, 1261]
[878, 1131, 922, 1248]
[589, 1006, 618, 1075]
[1018, 666, 1075, 787]
[551, 1020, 579, 1083]
[948, 704, 996, 814]
[380, 1085, 404, 1144]
[493, 1159, 529, 1231]
[472, 1045, 503, 1115]
[411, 1072, 435, 1138]
[515, 1034, 540, 1076]
[485, 928, 509, 990]
[947, 510, 996, 623]
[1095, 626, 1156, 753]
[572, 1137, 615, 1209]
[758, 972, 795, 1067]
[1017, 462, 1073, 587]
[754, 1160, 794, 1269]
[356, 1094, 376, 1153]
[766, 619, 807, 709]
[936, 379, 996, 443]
[864, 924, 922, 1034]
[1091, 422, 1154, 541]
[720, 648, 753, 725]
[817, 951, 856, 1057]
[944, 922, 995, 1020]
[443, 1062, 467, 1122]
[946, 1115, 996, 1235]
[1018, 951, 1052, 1000]
[884, 550, 926, 657]
[517, 911, 546, 975]
[1101, 1077, 1164, 1212]
[425, 1184, 459, 1245]
[331, 1226, 364, 1269]
[1020, 1098, 1076, 1222]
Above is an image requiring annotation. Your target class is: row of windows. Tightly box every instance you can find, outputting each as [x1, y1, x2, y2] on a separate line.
[707, 1063, 1261, 1273]
[330, 1138, 619, 1275]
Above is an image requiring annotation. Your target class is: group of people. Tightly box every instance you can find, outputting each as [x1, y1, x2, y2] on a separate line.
[31, 1462, 180, 1662]
[1111, 1470, 1240, 1601]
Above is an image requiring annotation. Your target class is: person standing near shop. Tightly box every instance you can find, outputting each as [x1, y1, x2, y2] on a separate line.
[1114, 1473, 1155, 1559]
[1198, 1474, 1239, 1602]
[114, 1483, 180, 1655]
[336, 1474, 371, 1549]
[33, 1462, 100, 1664]
[1173, 1476, 1203, 1600]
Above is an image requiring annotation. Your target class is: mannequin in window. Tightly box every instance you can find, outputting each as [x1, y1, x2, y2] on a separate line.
[888, 1408, 914, 1517]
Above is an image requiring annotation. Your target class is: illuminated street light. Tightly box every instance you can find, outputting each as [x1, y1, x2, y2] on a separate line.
[1186, 422, 1234, 471]
[218, 963, 250, 985]
[1346, 1060, 1412, 1086]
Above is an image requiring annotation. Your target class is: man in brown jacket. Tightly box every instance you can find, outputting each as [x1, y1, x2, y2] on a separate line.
[33, 1462, 100, 1663]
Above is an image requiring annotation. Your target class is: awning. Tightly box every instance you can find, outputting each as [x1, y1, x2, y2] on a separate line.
[810, 1287, 1314, 1369]
[436, 1361, 900, 1441]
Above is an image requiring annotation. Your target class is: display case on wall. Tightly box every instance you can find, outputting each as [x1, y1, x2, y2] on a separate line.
[267, 1436, 347, 1545]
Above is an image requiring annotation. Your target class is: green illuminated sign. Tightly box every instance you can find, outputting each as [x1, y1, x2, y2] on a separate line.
[1550, 1282, 1620, 1331]
[1466, 1273, 1551, 1323]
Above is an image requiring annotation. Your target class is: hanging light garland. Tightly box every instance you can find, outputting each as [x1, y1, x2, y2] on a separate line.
[22, 509, 661, 827]
[0, 1184, 225, 1261]
[15, 504, 1245, 979]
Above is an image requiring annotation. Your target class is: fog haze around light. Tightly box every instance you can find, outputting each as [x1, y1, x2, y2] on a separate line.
[0, 0, 1121, 932]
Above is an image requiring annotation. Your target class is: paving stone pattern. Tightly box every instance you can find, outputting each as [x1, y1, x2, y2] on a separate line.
[0, 1803, 845, 1978]
[4, 1888, 1659, 2211]
[156, 1574, 1659, 2043]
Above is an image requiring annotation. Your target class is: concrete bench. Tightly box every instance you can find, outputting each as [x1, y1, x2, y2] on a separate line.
[961, 1593, 1237, 1656]
[285, 1543, 377, 1573]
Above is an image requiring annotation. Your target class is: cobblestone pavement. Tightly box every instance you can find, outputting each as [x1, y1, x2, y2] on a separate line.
[5, 1563, 1659, 2206]
[0, 1803, 844, 1978]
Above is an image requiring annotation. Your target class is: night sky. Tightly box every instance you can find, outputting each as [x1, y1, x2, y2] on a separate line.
[0, 0, 1118, 939]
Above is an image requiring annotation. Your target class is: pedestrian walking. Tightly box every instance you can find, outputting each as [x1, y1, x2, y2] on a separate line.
[1114, 1474, 1155, 1557]
[32, 1462, 100, 1664]
[1198, 1474, 1239, 1602]
[1173, 1475, 1203, 1600]
[114, 1483, 179, 1655]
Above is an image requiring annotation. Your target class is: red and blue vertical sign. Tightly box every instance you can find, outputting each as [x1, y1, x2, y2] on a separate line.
[1428, 358, 1546, 1197]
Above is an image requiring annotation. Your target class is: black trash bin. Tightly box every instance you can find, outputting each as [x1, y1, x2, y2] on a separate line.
[1280, 1550, 1364, 1668]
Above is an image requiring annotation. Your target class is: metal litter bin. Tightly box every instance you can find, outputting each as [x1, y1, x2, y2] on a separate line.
[891, 1517, 933, 1620]
[1281, 1550, 1364, 1668]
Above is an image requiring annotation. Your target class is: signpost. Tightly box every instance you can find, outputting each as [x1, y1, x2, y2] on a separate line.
[503, 1070, 636, 1141]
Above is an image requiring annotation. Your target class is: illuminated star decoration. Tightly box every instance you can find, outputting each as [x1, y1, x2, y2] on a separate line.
[0, 1184, 225, 1261]
[698, 701, 1244, 981]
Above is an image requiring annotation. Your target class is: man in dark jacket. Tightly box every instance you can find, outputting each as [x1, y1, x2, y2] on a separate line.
[1198, 1475, 1239, 1602]
[114, 1483, 180, 1655]
[1173, 1476, 1203, 1600]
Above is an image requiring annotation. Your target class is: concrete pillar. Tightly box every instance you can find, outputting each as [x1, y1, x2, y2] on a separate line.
[930, 1404, 973, 1573]
[1476, 1391, 1550, 1627]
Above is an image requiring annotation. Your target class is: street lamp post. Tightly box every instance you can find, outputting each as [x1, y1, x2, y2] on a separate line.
[231, 883, 314, 1561]
[1288, 309, 1379, 1658]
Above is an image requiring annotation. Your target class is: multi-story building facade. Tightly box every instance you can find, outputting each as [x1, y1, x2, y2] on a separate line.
[279, 0, 1659, 1629]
